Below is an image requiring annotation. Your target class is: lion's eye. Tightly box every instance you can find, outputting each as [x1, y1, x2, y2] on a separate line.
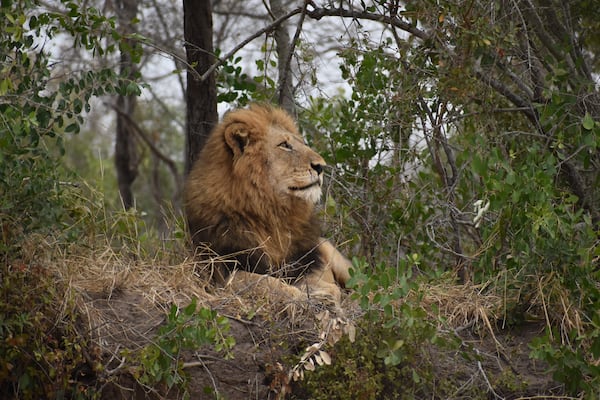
[278, 141, 293, 151]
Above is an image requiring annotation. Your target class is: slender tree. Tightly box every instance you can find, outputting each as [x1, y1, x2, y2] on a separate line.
[269, 0, 295, 115]
[183, 0, 218, 174]
[114, 0, 140, 209]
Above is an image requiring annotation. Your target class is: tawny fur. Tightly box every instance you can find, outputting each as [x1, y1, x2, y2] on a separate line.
[184, 104, 352, 303]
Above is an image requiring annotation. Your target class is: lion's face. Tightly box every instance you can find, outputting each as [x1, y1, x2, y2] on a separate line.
[264, 125, 326, 204]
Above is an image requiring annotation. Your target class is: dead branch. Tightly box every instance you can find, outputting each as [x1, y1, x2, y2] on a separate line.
[305, 5, 430, 41]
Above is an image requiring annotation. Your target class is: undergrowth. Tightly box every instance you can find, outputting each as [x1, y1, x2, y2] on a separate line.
[290, 256, 441, 399]
[290, 316, 441, 400]
[0, 261, 98, 399]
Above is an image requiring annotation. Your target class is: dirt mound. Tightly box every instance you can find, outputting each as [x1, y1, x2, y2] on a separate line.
[53, 249, 353, 399]
[50, 248, 561, 399]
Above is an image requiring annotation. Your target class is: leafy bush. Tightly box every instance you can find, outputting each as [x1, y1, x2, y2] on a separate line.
[0, 2, 144, 398]
[291, 320, 424, 400]
[0, 0, 139, 255]
[292, 256, 458, 399]
[465, 80, 600, 396]
[134, 298, 235, 397]
[297, 12, 600, 394]
[531, 324, 600, 398]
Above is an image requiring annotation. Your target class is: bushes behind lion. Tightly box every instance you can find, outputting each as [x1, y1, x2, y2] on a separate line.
[299, 39, 600, 396]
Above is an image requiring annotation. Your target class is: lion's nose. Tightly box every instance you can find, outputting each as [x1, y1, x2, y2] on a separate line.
[311, 162, 324, 175]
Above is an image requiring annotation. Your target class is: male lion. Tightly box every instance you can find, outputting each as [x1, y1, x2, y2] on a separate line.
[184, 104, 352, 304]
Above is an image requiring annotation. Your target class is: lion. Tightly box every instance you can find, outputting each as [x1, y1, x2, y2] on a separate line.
[184, 104, 352, 304]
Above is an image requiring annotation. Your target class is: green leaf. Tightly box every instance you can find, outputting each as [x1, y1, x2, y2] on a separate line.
[471, 154, 487, 176]
[64, 122, 80, 133]
[183, 298, 197, 316]
[0, 79, 10, 96]
[582, 113, 595, 130]
[126, 82, 141, 96]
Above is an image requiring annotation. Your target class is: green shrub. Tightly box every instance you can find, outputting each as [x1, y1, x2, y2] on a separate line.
[292, 256, 455, 399]
[292, 321, 415, 400]
[0, 0, 141, 256]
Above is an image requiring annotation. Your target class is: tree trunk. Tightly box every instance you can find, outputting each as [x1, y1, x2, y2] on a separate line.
[183, 0, 218, 175]
[114, 0, 139, 210]
[269, 0, 295, 115]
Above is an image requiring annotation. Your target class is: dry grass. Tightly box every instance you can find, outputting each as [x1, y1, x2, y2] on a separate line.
[38, 234, 588, 350]
[417, 281, 504, 339]
[57, 247, 214, 310]
[43, 238, 320, 347]
[415, 274, 587, 343]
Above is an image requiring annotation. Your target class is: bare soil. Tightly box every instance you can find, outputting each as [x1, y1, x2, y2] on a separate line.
[78, 285, 562, 400]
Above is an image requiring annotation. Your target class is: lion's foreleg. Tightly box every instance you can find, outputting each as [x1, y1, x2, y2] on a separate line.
[318, 239, 352, 287]
[297, 266, 342, 304]
[225, 270, 306, 300]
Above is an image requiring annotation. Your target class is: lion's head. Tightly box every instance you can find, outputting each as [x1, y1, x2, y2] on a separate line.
[184, 104, 328, 277]
[221, 104, 326, 206]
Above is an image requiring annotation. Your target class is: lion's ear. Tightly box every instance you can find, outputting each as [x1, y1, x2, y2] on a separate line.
[224, 123, 250, 158]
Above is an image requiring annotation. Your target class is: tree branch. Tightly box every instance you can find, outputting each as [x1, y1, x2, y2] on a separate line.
[555, 1, 593, 81]
[148, 0, 186, 94]
[278, 0, 309, 114]
[270, 0, 296, 115]
[522, 0, 577, 78]
[473, 69, 538, 126]
[200, 4, 430, 87]
[305, 6, 430, 42]
[199, 7, 304, 82]
[108, 103, 182, 195]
